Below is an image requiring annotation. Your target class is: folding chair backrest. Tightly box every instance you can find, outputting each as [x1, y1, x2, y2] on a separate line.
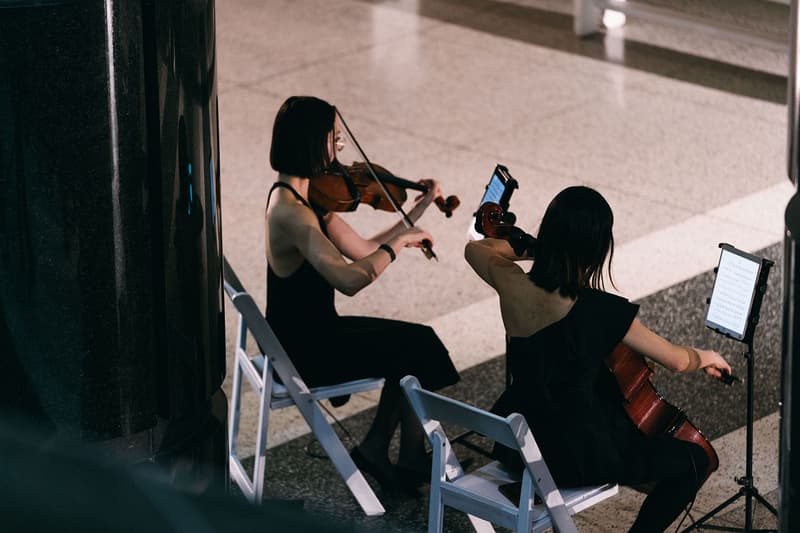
[404, 376, 525, 450]
[401, 375, 601, 533]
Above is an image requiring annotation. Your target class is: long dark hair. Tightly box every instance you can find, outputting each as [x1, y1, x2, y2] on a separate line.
[270, 96, 336, 177]
[529, 186, 615, 298]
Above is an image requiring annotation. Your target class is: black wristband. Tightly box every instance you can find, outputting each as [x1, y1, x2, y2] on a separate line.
[378, 243, 396, 262]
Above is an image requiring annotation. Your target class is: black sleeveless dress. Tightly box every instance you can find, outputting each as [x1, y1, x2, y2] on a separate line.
[491, 288, 644, 485]
[265, 182, 459, 392]
[492, 289, 711, 533]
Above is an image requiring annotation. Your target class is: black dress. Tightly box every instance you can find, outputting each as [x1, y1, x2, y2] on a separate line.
[492, 288, 646, 485]
[492, 287, 712, 531]
[265, 182, 459, 392]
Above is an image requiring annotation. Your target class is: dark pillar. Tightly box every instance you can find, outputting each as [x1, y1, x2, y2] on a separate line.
[0, 0, 226, 492]
[782, 2, 800, 531]
[782, 198, 800, 533]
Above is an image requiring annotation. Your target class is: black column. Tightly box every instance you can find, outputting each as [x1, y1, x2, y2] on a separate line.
[782, 2, 800, 531]
[782, 198, 800, 533]
[0, 0, 226, 492]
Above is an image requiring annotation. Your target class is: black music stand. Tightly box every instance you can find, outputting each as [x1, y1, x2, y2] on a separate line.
[683, 244, 776, 533]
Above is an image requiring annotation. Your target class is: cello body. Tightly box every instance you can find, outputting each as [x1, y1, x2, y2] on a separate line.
[605, 344, 719, 484]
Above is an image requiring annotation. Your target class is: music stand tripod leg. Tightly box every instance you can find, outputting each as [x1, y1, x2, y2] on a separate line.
[685, 248, 777, 532]
[681, 489, 745, 532]
[750, 489, 778, 516]
[680, 346, 778, 532]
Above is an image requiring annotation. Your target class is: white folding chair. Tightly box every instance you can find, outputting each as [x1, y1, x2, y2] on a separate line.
[400, 375, 618, 533]
[223, 257, 385, 516]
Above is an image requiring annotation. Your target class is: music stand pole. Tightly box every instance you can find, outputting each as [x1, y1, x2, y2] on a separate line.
[682, 339, 777, 532]
[682, 256, 777, 532]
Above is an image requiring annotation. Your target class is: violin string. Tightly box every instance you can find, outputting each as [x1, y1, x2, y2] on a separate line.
[334, 109, 409, 224]
[335, 109, 436, 260]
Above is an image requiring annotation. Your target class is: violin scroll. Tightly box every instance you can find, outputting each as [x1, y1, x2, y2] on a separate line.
[434, 195, 461, 218]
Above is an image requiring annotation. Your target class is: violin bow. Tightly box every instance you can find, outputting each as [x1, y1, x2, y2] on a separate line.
[335, 109, 437, 260]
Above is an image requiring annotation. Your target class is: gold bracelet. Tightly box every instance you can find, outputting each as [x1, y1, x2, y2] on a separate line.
[684, 346, 702, 372]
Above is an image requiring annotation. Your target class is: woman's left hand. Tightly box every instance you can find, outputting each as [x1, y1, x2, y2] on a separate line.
[415, 178, 442, 206]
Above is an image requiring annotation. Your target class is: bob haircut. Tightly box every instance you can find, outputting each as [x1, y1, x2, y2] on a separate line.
[529, 186, 615, 299]
[270, 96, 336, 177]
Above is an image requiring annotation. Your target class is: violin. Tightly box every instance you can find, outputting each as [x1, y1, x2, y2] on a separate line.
[316, 109, 457, 261]
[476, 200, 721, 485]
[309, 161, 460, 217]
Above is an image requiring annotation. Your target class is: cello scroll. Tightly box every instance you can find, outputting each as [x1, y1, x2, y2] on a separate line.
[475, 201, 537, 258]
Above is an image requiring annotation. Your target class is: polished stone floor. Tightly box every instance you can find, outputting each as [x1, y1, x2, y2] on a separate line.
[216, 0, 791, 530]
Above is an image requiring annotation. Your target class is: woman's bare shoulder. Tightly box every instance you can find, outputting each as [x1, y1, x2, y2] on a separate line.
[268, 195, 316, 230]
[501, 281, 575, 337]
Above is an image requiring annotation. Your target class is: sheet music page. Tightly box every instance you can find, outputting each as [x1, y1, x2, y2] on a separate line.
[706, 249, 760, 338]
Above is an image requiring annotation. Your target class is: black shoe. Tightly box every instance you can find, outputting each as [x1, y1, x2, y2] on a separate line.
[329, 394, 351, 408]
[350, 447, 396, 488]
[498, 481, 542, 505]
[395, 464, 429, 488]
[351, 448, 420, 497]
[395, 456, 475, 487]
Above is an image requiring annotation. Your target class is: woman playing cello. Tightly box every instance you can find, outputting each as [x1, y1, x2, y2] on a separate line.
[265, 96, 459, 494]
[465, 186, 731, 532]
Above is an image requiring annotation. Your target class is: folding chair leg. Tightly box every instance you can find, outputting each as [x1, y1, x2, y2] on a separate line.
[300, 401, 385, 516]
[252, 371, 272, 503]
[467, 516, 496, 532]
[229, 355, 264, 502]
[228, 349, 244, 461]
[428, 438, 446, 533]
[228, 315, 259, 502]
[428, 493, 444, 533]
[574, 0, 602, 36]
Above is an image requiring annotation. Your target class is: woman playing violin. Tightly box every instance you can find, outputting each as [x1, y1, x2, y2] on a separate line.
[465, 186, 731, 532]
[265, 95, 459, 494]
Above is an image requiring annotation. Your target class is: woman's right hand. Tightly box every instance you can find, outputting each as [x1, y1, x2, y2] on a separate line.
[698, 349, 732, 380]
[391, 227, 434, 250]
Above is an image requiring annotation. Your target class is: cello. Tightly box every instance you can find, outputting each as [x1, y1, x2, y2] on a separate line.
[475, 201, 721, 485]
[605, 343, 718, 484]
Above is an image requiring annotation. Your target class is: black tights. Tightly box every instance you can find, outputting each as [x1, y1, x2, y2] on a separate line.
[625, 437, 710, 533]
[360, 380, 427, 468]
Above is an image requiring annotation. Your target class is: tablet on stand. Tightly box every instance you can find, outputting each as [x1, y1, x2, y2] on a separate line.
[467, 164, 518, 240]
